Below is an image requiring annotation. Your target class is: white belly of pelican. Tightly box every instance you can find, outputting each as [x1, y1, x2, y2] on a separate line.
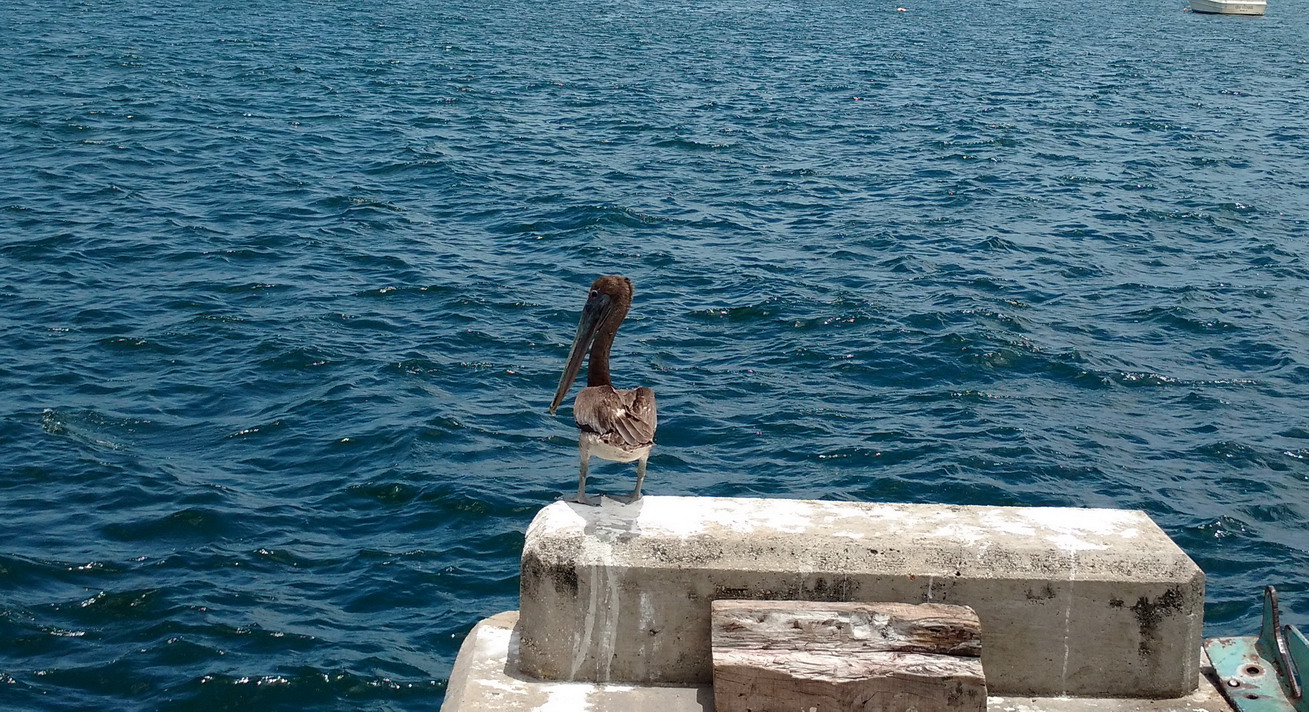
[582, 431, 651, 463]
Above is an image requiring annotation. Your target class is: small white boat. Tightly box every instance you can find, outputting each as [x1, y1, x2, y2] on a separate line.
[1190, 0, 1266, 14]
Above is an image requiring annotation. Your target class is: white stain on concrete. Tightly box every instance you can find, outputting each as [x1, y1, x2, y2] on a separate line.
[639, 592, 654, 634]
[601, 560, 620, 681]
[924, 523, 989, 546]
[981, 510, 1039, 538]
[1020, 508, 1142, 536]
[469, 624, 530, 700]
[531, 499, 1153, 557]
[1061, 550, 1077, 695]
[570, 534, 622, 682]
[477, 678, 526, 695]
[535, 685, 592, 712]
[636, 497, 814, 537]
[527, 502, 589, 541]
[473, 621, 513, 658]
[570, 564, 597, 680]
[1051, 533, 1109, 552]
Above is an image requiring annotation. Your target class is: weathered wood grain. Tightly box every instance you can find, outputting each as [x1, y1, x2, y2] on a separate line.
[711, 600, 986, 712]
[712, 600, 983, 657]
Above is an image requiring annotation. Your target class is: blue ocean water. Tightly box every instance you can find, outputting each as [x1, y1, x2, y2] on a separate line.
[2, 0, 1307, 708]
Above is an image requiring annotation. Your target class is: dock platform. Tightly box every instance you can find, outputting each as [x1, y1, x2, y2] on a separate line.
[442, 496, 1229, 711]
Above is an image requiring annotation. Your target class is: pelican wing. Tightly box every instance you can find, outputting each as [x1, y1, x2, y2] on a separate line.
[615, 386, 657, 445]
[575, 386, 657, 446]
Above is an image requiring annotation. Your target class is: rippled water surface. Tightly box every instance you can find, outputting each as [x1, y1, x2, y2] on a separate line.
[3, 0, 1308, 708]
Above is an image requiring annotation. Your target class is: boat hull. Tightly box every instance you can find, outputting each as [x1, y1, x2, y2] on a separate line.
[1190, 0, 1266, 14]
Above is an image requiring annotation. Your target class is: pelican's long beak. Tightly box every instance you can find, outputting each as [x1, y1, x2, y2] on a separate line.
[549, 292, 609, 414]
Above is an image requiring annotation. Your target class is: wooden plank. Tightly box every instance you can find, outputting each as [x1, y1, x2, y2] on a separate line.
[711, 600, 986, 712]
[712, 600, 983, 657]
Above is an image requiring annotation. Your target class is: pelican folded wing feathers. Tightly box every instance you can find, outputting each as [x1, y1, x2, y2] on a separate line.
[578, 385, 656, 448]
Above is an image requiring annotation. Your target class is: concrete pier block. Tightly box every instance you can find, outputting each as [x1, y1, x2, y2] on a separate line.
[441, 611, 1231, 712]
[517, 497, 1203, 698]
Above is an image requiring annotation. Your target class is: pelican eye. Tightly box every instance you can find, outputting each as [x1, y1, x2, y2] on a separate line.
[590, 289, 599, 298]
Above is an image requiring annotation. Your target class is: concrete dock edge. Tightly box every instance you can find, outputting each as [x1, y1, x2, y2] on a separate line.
[517, 497, 1204, 697]
[441, 611, 1231, 712]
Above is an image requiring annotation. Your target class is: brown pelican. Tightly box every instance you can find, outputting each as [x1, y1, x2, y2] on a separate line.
[549, 275, 657, 505]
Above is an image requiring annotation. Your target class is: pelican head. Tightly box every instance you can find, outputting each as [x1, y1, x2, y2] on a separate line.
[549, 275, 633, 414]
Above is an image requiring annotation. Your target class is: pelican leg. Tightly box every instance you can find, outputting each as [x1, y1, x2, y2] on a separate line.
[611, 453, 648, 505]
[568, 439, 601, 506]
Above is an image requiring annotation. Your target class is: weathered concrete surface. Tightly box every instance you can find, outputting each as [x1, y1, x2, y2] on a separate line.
[442, 611, 711, 712]
[518, 497, 1204, 697]
[440, 611, 1230, 712]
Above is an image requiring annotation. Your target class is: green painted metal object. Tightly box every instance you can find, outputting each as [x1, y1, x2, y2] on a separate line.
[1205, 586, 1308, 712]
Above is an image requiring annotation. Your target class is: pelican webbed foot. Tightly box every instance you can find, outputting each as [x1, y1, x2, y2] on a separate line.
[605, 456, 648, 505]
[607, 490, 643, 505]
